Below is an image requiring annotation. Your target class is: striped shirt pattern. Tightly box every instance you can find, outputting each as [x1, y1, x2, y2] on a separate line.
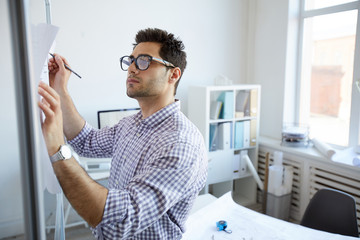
[68, 101, 207, 239]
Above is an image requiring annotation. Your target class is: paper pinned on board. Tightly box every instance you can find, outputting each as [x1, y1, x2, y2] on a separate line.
[31, 23, 62, 194]
[31, 23, 59, 81]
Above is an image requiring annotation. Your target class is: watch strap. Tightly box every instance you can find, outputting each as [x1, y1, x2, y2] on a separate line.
[50, 144, 72, 163]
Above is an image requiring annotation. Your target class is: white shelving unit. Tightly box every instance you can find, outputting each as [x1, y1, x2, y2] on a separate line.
[188, 85, 261, 206]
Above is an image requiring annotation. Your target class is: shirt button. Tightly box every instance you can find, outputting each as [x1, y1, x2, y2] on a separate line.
[136, 133, 140, 137]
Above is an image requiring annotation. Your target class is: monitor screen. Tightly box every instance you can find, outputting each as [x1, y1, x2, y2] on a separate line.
[97, 108, 140, 129]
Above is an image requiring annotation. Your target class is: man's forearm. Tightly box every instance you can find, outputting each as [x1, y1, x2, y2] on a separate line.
[59, 91, 86, 140]
[53, 158, 108, 227]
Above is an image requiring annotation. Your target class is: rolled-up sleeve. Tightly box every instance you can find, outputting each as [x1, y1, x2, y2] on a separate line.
[68, 122, 116, 158]
[92, 141, 204, 239]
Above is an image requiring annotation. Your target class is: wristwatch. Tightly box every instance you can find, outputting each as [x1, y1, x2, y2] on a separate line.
[50, 144, 73, 163]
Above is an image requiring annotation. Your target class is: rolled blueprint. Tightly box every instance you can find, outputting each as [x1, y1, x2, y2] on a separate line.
[244, 154, 264, 190]
[268, 166, 283, 196]
[312, 138, 336, 159]
[273, 151, 283, 166]
[268, 165, 293, 196]
[353, 156, 360, 166]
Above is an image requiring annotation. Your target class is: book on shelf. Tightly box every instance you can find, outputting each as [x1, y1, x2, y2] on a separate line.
[250, 119, 257, 146]
[218, 122, 231, 150]
[209, 124, 218, 151]
[243, 120, 250, 148]
[218, 92, 234, 119]
[233, 151, 249, 178]
[250, 89, 258, 117]
[236, 90, 250, 117]
[234, 121, 244, 149]
[210, 101, 223, 120]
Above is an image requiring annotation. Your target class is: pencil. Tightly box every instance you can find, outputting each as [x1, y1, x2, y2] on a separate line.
[49, 53, 82, 79]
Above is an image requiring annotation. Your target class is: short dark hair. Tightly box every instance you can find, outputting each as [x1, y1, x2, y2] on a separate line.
[133, 28, 187, 95]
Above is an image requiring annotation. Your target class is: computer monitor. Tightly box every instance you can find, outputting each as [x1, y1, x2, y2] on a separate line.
[97, 108, 140, 129]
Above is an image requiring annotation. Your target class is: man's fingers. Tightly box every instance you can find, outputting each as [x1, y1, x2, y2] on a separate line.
[54, 54, 67, 72]
[41, 98, 50, 108]
[38, 82, 60, 110]
[39, 82, 59, 99]
[38, 99, 54, 118]
[52, 53, 72, 73]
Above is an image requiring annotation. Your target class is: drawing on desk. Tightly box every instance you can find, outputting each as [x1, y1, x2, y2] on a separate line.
[183, 192, 357, 240]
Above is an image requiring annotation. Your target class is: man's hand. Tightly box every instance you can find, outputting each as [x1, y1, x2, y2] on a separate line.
[48, 54, 72, 95]
[38, 81, 65, 156]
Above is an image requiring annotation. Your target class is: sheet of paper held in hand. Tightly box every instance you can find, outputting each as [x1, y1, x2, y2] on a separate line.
[31, 23, 61, 194]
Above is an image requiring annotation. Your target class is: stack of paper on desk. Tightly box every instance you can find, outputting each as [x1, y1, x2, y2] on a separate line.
[183, 192, 358, 240]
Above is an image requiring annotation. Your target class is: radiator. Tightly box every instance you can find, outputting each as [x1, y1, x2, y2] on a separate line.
[258, 147, 360, 233]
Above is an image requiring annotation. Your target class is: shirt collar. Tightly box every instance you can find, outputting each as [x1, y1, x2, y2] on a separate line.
[135, 100, 180, 129]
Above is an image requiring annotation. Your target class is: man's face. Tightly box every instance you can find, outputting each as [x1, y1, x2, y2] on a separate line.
[126, 42, 171, 99]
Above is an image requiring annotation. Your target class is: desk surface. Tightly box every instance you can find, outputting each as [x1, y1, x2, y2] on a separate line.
[88, 171, 110, 181]
[184, 192, 358, 240]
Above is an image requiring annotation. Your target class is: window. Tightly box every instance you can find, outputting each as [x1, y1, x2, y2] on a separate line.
[298, 0, 360, 147]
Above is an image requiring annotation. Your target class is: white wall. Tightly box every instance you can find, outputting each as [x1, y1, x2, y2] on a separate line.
[31, 0, 251, 127]
[1, 0, 253, 237]
[251, 0, 293, 140]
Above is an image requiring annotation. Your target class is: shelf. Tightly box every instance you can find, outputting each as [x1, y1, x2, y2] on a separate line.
[188, 84, 261, 206]
[209, 116, 257, 124]
[233, 146, 256, 151]
[209, 147, 256, 153]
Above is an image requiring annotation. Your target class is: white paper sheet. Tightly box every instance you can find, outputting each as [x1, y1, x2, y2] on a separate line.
[183, 192, 358, 240]
[31, 23, 61, 194]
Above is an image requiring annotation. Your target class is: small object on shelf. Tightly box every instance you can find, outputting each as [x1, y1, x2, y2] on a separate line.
[281, 123, 310, 148]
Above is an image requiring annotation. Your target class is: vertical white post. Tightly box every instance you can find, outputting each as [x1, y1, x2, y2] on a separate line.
[8, 0, 46, 239]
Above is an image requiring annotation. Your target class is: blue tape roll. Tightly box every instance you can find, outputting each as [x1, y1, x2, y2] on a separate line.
[216, 220, 227, 231]
[216, 220, 232, 234]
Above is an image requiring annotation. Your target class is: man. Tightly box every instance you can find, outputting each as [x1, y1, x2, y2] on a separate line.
[38, 28, 207, 239]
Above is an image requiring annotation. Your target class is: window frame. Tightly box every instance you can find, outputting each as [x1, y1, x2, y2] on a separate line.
[296, 0, 360, 147]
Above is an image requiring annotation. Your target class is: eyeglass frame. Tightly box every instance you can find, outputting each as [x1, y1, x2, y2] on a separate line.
[119, 54, 176, 71]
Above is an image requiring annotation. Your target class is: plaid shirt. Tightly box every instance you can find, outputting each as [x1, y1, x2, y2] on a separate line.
[68, 101, 207, 239]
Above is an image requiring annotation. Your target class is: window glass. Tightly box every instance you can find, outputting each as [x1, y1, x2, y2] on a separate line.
[305, 0, 355, 10]
[299, 10, 357, 146]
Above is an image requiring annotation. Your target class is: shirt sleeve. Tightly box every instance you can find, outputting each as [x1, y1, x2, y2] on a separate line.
[68, 121, 116, 158]
[93, 141, 204, 239]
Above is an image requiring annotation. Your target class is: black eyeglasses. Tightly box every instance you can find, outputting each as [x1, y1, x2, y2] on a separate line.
[120, 54, 175, 71]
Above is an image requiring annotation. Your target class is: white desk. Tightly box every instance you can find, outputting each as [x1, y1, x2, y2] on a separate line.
[184, 192, 359, 240]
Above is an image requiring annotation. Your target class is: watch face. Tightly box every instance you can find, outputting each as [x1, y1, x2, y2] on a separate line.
[61, 145, 72, 159]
